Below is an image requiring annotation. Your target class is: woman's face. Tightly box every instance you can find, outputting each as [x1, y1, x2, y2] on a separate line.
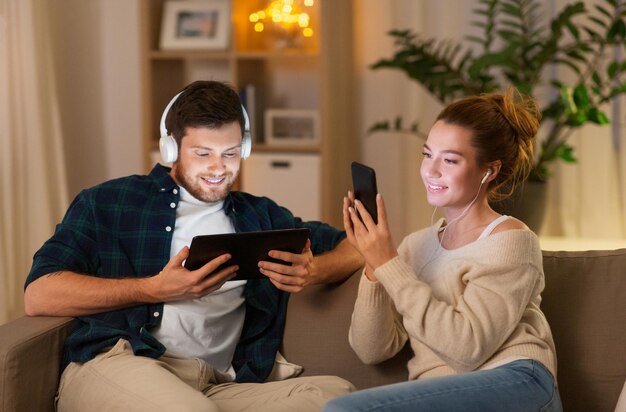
[420, 120, 487, 211]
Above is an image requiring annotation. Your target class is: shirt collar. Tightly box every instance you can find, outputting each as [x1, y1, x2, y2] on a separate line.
[149, 163, 177, 193]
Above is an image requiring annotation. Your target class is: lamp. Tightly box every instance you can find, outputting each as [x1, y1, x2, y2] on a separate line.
[249, 0, 315, 49]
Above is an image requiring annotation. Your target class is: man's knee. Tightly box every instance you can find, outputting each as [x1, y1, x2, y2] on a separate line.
[296, 375, 356, 399]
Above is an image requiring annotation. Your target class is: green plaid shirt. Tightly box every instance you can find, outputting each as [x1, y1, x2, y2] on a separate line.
[26, 164, 345, 383]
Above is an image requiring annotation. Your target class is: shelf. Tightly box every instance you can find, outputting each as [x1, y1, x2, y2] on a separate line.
[149, 50, 232, 60]
[148, 50, 319, 61]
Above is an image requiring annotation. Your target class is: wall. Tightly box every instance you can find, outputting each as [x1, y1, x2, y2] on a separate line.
[48, 0, 142, 200]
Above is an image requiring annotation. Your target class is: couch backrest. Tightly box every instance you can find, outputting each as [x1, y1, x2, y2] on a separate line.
[282, 271, 411, 388]
[284, 249, 626, 412]
[542, 249, 626, 412]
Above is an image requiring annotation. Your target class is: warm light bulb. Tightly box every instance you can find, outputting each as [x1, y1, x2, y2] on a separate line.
[298, 13, 309, 27]
[249, 0, 316, 45]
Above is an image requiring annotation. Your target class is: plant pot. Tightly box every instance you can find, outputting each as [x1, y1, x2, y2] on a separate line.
[490, 181, 548, 233]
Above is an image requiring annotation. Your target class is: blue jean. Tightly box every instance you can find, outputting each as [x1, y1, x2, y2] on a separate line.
[323, 360, 562, 412]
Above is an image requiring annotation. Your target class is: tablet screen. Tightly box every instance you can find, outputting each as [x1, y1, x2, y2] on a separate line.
[184, 228, 311, 280]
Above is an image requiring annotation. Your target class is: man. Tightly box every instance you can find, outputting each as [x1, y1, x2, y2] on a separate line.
[24, 80, 363, 411]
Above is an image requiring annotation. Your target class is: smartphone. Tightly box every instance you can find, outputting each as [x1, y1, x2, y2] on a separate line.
[351, 161, 378, 224]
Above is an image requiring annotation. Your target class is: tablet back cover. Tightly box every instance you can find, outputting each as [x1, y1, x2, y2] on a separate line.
[184, 228, 310, 280]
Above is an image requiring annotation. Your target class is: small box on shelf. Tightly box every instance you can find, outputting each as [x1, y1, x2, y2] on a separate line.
[264, 109, 319, 148]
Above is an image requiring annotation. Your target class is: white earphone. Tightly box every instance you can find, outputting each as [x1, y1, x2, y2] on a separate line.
[480, 169, 492, 185]
[158, 91, 252, 164]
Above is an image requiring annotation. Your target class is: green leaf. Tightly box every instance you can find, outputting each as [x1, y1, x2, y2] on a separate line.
[565, 22, 580, 40]
[608, 61, 620, 78]
[594, 4, 613, 19]
[573, 84, 591, 109]
[567, 111, 588, 126]
[609, 83, 626, 98]
[368, 121, 390, 134]
[608, 19, 626, 40]
[589, 16, 608, 29]
[555, 144, 577, 163]
[394, 116, 403, 130]
[592, 71, 602, 87]
[587, 107, 610, 125]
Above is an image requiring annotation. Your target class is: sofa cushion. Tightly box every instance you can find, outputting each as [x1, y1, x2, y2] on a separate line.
[542, 249, 626, 412]
[282, 271, 411, 389]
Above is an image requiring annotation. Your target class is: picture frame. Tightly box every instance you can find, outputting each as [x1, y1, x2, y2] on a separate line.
[264, 109, 320, 147]
[159, 0, 231, 50]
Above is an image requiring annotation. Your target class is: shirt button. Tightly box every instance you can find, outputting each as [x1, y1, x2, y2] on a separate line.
[153, 312, 160, 318]
[170, 202, 176, 208]
[165, 226, 172, 232]
[173, 188, 178, 195]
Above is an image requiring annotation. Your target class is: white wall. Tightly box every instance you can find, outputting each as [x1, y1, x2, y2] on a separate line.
[49, 0, 142, 200]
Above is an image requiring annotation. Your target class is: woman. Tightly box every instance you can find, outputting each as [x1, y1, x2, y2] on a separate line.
[324, 88, 562, 411]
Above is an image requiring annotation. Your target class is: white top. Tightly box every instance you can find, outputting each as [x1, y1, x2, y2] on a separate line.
[150, 187, 246, 380]
[477, 215, 512, 240]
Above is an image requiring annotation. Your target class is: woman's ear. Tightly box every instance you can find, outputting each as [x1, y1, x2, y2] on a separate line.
[487, 160, 502, 180]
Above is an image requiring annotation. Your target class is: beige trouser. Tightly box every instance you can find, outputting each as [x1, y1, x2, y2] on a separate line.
[56, 339, 355, 412]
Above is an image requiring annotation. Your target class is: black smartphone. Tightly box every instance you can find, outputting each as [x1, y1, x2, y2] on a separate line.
[351, 161, 378, 224]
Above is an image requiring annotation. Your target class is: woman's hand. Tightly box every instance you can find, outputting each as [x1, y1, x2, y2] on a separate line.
[343, 191, 397, 280]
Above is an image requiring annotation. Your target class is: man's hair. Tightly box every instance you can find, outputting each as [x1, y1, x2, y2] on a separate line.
[165, 80, 245, 145]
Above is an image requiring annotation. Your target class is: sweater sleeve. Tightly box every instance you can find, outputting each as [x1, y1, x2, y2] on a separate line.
[347, 236, 419, 364]
[373, 230, 543, 372]
[348, 269, 408, 364]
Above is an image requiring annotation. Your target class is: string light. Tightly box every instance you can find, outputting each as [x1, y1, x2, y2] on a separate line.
[249, 0, 315, 41]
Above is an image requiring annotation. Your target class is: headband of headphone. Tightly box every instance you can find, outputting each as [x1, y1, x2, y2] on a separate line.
[158, 90, 252, 163]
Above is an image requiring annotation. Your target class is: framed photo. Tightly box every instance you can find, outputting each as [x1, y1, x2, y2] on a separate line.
[160, 0, 231, 50]
[265, 109, 320, 147]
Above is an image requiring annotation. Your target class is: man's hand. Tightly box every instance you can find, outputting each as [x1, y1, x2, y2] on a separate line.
[258, 239, 316, 293]
[148, 246, 238, 301]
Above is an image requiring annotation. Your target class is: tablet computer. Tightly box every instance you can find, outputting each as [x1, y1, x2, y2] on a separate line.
[184, 228, 311, 280]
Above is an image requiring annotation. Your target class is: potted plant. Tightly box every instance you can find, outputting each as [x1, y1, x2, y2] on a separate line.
[368, 0, 626, 229]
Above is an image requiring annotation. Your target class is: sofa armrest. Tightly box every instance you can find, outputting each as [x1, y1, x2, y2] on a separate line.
[0, 316, 77, 412]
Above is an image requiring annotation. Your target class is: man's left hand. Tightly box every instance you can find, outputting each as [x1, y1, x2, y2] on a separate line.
[258, 239, 316, 293]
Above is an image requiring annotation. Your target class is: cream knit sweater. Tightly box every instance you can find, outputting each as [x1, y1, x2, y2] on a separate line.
[349, 220, 557, 380]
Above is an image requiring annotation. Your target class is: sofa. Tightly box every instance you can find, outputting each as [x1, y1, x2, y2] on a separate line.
[1, 248, 625, 412]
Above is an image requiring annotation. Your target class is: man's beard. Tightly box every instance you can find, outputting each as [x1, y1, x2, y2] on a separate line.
[173, 163, 238, 203]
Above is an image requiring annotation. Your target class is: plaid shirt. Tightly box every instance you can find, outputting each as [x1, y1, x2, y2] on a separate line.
[26, 164, 345, 383]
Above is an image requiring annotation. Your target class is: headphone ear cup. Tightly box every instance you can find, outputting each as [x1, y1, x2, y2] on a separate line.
[241, 130, 251, 159]
[159, 134, 178, 164]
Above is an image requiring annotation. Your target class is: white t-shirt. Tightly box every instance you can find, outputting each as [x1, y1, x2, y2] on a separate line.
[150, 187, 246, 380]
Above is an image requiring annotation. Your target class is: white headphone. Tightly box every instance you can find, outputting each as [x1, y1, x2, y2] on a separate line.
[159, 91, 252, 163]
[480, 169, 492, 185]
